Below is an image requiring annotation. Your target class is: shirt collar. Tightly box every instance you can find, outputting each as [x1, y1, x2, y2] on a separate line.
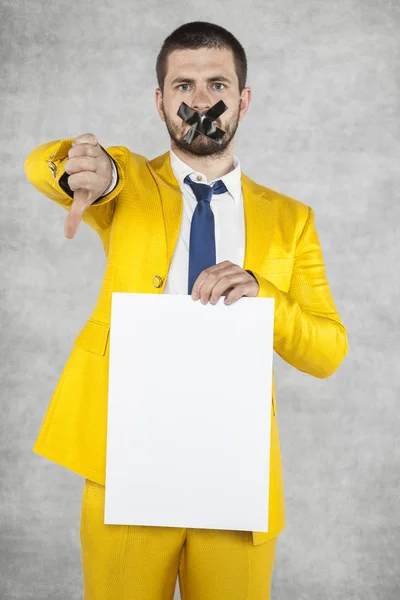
[169, 148, 242, 204]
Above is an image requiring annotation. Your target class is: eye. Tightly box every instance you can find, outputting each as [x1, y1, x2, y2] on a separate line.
[178, 84, 190, 91]
[213, 82, 225, 90]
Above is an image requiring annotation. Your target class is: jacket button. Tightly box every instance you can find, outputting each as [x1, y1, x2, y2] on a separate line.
[47, 160, 57, 180]
[152, 275, 163, 288]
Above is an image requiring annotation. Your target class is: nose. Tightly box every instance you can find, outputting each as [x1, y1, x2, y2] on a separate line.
[191, 89, 212, 114]
[192, 102, 211, 114]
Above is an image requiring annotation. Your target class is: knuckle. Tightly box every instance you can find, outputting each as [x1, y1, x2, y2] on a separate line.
[79, 144, 96, 157]
[68, 144, 93, 158]
[82, 156, 91, 169]
[80, 156, 90, 169]
[84, 133, 97, 143]
[75, 133, 98, 146]
[86, 144, 97, 156]
[220, 274, 232, 284]
[75, 133, 88, 143]
[85, 155, 96, 169]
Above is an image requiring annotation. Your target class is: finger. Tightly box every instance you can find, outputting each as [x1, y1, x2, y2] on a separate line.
[224, 283, 251, 305]
[191, 261, 235, 299]
[193, 265, 237, 302]
[68, 143, 102, 160]
[196, 266, 243, 304]
[64, 190, 89, 239]
[65, 155, 97, 175]
[67, 170, 97, 193]
[207, 273, 249, 305]
[73, 133, 98, 146]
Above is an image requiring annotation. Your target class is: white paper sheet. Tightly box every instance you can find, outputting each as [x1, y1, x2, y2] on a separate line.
[104, 293, 274, 532]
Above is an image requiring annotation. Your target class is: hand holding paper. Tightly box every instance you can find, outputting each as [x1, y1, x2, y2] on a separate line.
[191, 260, 260, 305]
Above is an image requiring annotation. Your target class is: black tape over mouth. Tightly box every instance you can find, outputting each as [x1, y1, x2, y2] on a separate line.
[177, 100, 228, 144]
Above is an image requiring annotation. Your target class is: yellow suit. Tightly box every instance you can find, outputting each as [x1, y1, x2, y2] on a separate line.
[24, 138, 348, 547]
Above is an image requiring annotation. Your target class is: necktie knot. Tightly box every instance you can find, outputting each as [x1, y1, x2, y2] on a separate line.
[184, 174, 227, 203]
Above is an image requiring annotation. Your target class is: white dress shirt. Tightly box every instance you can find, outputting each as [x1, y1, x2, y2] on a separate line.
[103, 149, 246, 295]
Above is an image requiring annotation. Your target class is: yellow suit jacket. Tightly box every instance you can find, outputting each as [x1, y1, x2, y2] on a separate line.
[24, 138, 348, 546]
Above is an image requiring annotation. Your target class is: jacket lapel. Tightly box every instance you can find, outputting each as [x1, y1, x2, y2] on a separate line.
[241, 173, 276, 274]
[147, 151, 276, 276]
[147, 152, 182, 270]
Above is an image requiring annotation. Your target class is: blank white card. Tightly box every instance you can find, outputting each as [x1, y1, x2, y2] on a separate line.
[104, 293, 274, 532]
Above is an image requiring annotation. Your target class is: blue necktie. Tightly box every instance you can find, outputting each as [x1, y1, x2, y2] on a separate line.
[184, 174, 228, 294]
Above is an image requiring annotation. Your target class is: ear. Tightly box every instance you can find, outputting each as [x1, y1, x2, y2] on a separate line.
[155, 88, 165, 122]
[239, 87, 251, 120]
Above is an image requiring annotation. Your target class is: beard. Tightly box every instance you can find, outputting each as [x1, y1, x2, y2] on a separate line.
[162, 102, 241, 157]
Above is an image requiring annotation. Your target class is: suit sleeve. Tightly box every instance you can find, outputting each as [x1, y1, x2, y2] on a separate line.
[251, 206, 348, 378]
[24, 139, 127, 232]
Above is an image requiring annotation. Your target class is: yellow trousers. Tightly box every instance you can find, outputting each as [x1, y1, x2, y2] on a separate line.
[80, 478, 277, 599]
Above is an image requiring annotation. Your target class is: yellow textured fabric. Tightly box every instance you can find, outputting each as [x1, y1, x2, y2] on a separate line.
[24, 139, 348, 546]
[81, 478, 277, 600]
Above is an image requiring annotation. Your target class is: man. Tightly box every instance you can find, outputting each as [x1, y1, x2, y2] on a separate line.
[24, 20, 348, 600]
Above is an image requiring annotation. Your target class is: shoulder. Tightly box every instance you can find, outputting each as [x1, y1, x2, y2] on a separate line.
[242, 172, 311, 226]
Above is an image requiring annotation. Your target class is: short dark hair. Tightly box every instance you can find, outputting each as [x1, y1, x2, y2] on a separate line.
[156, 21, 247, 93]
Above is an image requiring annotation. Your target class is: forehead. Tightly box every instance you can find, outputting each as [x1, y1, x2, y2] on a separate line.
[165, 47, 237, 83]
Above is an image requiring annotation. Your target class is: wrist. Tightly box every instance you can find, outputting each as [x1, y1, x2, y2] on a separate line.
[245, 269, 257, 280]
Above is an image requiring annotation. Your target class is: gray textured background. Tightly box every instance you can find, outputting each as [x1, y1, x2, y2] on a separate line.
[1, 0, 399, 598]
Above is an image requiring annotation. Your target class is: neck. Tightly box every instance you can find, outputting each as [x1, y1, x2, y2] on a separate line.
[170, 140, 236, 181]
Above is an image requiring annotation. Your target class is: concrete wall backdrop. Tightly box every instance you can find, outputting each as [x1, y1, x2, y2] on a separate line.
[1, 0, 399, 598]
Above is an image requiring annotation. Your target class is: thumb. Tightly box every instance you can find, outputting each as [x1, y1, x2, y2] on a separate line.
[64, 189, 89, 239]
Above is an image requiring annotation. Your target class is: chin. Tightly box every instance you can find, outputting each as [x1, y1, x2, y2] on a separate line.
[178, 137, 228, 157]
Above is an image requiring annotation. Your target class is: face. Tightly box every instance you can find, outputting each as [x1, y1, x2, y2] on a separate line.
[155, 47, 251, 157]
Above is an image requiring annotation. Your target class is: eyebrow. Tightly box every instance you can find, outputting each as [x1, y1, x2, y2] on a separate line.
[170, 76, 232, 86]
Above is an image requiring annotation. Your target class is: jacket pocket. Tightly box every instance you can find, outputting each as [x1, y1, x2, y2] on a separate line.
[73, 318, 110, 356]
